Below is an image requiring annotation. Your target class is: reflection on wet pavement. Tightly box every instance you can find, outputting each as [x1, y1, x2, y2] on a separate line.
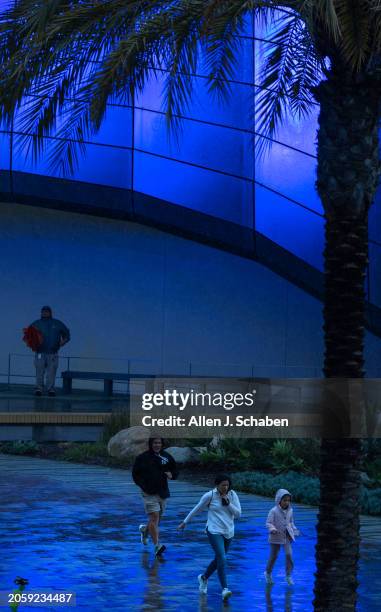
[0, 455, 380, 611]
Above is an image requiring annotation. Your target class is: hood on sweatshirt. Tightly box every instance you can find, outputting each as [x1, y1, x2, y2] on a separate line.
[275, 488, 292, 505]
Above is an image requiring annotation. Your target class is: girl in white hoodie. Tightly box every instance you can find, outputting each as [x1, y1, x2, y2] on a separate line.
[264, 488, 300, 586]
[178, 474, 241, 601]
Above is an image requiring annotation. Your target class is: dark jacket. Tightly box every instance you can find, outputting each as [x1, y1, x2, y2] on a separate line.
[31, 318, 70, 354]
[132, 450, 178, 499]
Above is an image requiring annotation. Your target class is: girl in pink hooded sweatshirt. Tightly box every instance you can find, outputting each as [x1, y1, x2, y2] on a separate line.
[264, 488, 300, 586]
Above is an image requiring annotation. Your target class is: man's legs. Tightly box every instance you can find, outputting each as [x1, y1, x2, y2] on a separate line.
[141, 495, 166, 553]
[204, 532, 232, 589]
[46, 354, 58, 393]
[147, 511, 160, 545]
[34, 354, 46, 392]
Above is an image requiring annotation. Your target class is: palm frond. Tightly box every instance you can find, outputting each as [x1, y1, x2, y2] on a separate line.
[335, 0, 371, 71]
[255, 11, 322, 155]
[0, 0, 329, 174]
[297, 0, 341, 43]
[369, 0, 381, 60]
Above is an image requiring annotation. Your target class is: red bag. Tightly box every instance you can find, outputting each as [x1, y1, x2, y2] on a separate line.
[22, 325, 43, 352]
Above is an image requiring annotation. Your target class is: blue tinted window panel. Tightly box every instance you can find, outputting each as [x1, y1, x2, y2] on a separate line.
[12, 141, 132, 189]
[255, 141, 323, 214]
[254, 10, 307, 72]
[199, 37, 254, 84]
[134, 150, 254, 227]
[134, 109, 253, 179]
[255, 184, 324, 269]
[369, 243, 381, 308]
[13, 97, 132, 149]
[136, 72, 254, 131]
[0, 132, 11, 170]
[89, 105, 132, 148]
[255, 101, 319, 157]
[12, 96, 73, 135]
[238, 10, 254, 37]
[254, 22, 322, 154]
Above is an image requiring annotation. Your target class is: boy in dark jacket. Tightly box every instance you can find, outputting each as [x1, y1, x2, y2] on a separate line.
[132, 437, 178, 556]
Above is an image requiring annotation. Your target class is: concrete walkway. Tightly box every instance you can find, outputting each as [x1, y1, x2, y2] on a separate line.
[0, 455, 380, 611]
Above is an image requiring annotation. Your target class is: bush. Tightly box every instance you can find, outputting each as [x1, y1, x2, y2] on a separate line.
[361, 487, 381, 515]
[200, 439, 255, 471]
[270, 440, 305, 473]
[364, 457, 381, 484]
[101, 412, 130, 444]
[61, 442, 109, 462]
[288, 439, 321, 475]
[231, 470, 320, 506]
[231, 470, 381, 515]
[199, 448, 227, 468]
[0, 440, 40, 455]
[199, 438, 319, 473]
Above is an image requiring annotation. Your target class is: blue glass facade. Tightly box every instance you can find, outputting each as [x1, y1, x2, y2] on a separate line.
[0, 8, 380, 307]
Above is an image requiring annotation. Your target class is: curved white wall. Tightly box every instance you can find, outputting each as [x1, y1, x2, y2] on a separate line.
[0, 201, 380, 384]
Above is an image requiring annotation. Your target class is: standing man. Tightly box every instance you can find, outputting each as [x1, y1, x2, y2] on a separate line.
[28, 306, 70, 397]
[132, 437, 178, 556]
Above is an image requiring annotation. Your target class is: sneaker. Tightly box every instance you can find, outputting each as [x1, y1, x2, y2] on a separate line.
[139, 524, 148, 545]
[154, 543, 166, 557]
[286, 575, 294, 586]
[264, 571, 274, 585]
[198, 574, 208, 595]
[34, 389, 42, 396]
[221, 588, 232, 601]
[48, 390, 56, 397]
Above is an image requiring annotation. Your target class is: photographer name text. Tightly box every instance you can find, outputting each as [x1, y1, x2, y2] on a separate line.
[141, 415, 288, 428]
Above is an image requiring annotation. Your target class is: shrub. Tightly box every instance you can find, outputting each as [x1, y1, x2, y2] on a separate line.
[361, 487, 381, 515]
[101, 411, 130, 444]
[288, 439, 321, 475]
[270, 440, 305, 473]
[61, 442, 109, 462]
[200, 439, 258, 471]
[364, 457, 381, 484]
[199, 448, 226, 468]
[231, 470, 320, 506]
[231, 470, 381, 515]
[0, 440, 40, 455]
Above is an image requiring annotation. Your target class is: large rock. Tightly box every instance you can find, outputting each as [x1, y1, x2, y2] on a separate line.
[166, 446, 201, 464]
[107, 426, 150, 459]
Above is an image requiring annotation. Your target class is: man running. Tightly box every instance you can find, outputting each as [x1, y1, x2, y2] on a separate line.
[132, 437, 178, 556]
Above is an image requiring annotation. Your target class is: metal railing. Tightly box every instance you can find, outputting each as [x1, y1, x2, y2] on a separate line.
[2, 352, 323, 390]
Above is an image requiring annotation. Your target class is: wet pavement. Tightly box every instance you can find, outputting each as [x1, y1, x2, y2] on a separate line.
[0, 455, 380, 611]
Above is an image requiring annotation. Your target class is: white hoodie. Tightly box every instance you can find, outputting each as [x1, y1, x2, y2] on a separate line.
[266, 488, 299, 545]
[183, 488, 241, 538]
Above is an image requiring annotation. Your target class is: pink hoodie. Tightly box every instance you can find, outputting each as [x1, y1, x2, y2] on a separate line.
[266, 488, 299, 545]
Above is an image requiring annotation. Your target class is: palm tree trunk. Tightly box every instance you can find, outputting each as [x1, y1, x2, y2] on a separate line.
[313, 73, 381, 611]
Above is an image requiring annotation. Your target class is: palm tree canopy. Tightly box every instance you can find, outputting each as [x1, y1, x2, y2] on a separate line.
[0, 0, 381, 174]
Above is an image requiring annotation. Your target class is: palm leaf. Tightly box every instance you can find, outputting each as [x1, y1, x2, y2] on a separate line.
[255, 10, 322, 154]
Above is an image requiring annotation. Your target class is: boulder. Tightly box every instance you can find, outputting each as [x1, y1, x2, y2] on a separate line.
[166, 446, 201, 464]
[193, 446, 207, 454]
[107, 426, 150, 459]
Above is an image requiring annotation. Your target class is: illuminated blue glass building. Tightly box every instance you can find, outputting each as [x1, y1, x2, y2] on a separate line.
[0, 8, 380, 380]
